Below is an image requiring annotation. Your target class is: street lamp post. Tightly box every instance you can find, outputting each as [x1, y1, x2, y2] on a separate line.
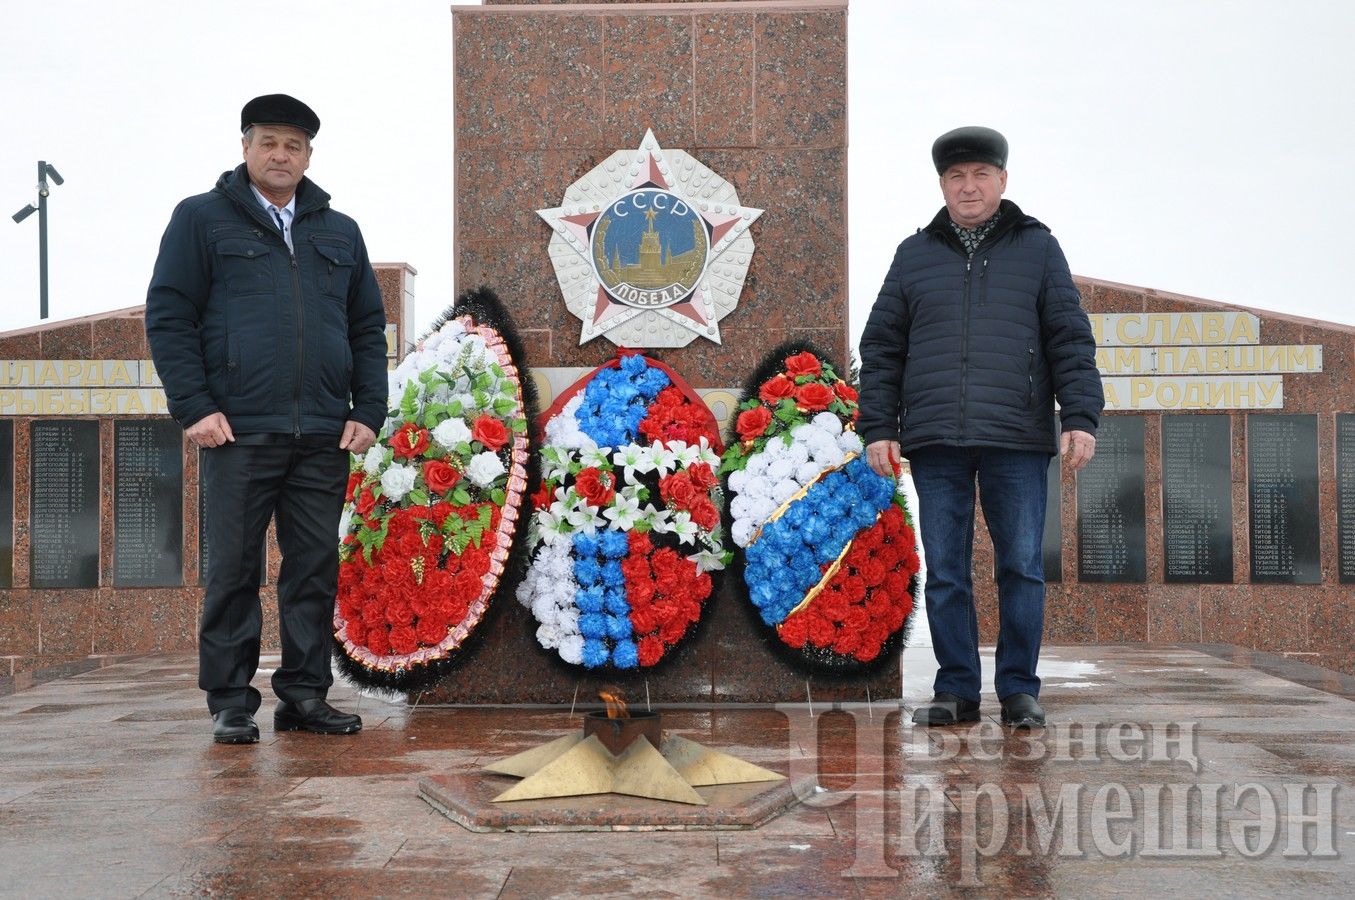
[11, 160, 64, 320]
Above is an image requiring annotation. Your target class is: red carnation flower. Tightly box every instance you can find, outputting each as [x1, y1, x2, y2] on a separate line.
[736, 405, 773, 441]
[471, 414, 509, 452]
[785, 352, 822, 377]
[832, 629, 862, 657]
[795, 382, 835, 412]
[423, 459, 461, 495]
[834, 381, 859, 403]
[389, 625, 418, 656]
[416, 617, 449, 646]
[805, 613, 836, 648]
[759, 375, 796, 404]
[531, 481, 554, 510]
[638, 635, 666, 666]
[779, 612, 811, 648]
[391, 422, 431, 460]
[574, 467, 615, 507]
[345, 471, 364, 502]
[365, 626, 391, 656]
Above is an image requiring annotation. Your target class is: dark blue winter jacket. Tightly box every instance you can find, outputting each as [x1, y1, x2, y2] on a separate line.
[145, 164, 388, 437]
[858, 200, 1103, 455]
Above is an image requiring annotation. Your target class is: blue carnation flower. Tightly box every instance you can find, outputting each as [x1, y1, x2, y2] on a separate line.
[574, 556, 602, 586]
[600, 559, 625, 587]
[612, 639, 639, 669]
[619, 354, 649, 378]
[582, 639, 610, 668]
[603, 588, 630, 616]
[599, 530, 629, 559]
[606, 614, 633, 640]
[573, 533, 600, 559]
[576, 585, 605, 614]
[579, 612, 608, 640]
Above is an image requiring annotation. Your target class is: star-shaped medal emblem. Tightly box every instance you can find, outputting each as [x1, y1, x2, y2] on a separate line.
[538, 130, 763, 347]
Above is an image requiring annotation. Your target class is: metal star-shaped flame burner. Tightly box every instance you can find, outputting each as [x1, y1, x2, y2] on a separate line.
[537, 129, 763, 348]
[486, 712, 783, 806]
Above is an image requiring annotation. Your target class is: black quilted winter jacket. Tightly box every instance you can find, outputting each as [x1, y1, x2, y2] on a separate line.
[857, 200, 1103, 455]
[145, 164, 388, 437]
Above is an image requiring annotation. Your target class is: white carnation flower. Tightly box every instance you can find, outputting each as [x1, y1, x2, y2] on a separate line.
[838, 430, 864, 454]
[732, 519, 755, 548]
[766, 457, 795, 481]
[379, 463, 417, 502]
[747, 496, 778, 523]
[728, 468, 749, 493]
[771, 478, 799, 504]
[796, 461, 824, 485]
[813, 444, 847, 467]
[744, 474, 772, 500]
[730, 495, 752, 521]
[812, 412, 843, 435]
[465, 451, 506, 487]
[558, 634, 585, 665]
[432, 417, 472, 449]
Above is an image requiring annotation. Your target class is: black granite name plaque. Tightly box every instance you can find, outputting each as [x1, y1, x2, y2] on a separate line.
[29, 420, 100, 589]
[0, 421, 12, 588]
[114, 421, 183, 587]
[1077, 415, 1146, 582]
[1337, 414, 1355, 584]
[1162, 415, 1234, 583]
[1248, 414, 1320, 584]
[1043, 456, 1062, 582]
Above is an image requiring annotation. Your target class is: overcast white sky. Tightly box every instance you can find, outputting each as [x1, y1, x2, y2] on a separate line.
[2, 0, 1352, 353]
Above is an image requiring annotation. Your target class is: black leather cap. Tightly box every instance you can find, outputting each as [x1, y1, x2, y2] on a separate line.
[932, 126, 1007, 174]
[240, 94, 320, 138]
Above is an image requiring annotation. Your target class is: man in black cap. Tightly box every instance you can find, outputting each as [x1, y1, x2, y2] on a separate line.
[858, 126, 1104, 729]
[146, 93, 387, 743]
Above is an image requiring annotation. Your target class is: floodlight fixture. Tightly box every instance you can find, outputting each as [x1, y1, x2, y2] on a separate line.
[11, 159, 64, 319]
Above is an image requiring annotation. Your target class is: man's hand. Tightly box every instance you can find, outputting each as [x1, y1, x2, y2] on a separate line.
[339, 420, 377, 455]
[1060, 429, 1096, 471]
[866, 439, 902, 478]
[186, 412, 234, 448]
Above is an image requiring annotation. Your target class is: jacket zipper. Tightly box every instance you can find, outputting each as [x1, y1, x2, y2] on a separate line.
[959, 257, 971, 437]
[289, 247, 303, 439]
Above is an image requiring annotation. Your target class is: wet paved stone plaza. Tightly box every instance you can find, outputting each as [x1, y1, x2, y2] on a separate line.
[2, 644, 1353, 898]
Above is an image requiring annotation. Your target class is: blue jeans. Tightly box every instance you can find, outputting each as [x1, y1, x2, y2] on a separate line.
[908, 445, 1051, 702]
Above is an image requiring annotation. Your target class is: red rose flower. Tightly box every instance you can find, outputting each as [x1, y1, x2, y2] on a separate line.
[471, 414, 509, 452]
[423, 459, 461, 494]
[574, 467, 615, 507]
[736, 406, 773, 441]
[345, 471, 364, 502]
[391, 422, 431, 460]
[785, 352, 822, 377]
[532, 481, 555, 510]
[833, 381, 859, 403]
[688, 498, 720, 531]
[356, 486, 377, 517]
[795, 382, 835, 412]
[659, 472, 698, 509]
[686, 462, 718, 490]
[759, 375, 796, 404]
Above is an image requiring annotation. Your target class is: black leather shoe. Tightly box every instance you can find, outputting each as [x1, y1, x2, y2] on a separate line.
[911, 692, 980, 726]
[1000, 693, 1046, 728]
[274, 698, 362, 735]
[212, 708, 259, 744]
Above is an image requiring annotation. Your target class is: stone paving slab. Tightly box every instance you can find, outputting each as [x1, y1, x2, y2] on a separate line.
[0, 644, 1353, 898]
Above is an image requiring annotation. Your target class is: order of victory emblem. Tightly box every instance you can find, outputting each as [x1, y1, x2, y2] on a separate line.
[538, 130, 763, 348]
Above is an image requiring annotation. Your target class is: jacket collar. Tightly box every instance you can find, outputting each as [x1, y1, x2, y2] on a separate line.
[923, 199, 1041, 254]
[215, 163, 331, 228]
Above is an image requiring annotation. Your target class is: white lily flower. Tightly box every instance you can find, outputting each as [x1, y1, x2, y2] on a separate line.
[651, 445, 681, 475]
[644, 504, 673, 532]
[565, 503, 604, 533]
[667, 510, 699, 545]
[580, 446, 612, 469]
[539, 447, 572, 483]
[695, 438, 721, 468]
[694, 548, 728, 572]
[603, 492, 644, 530]
[612, 444, 655, 482]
